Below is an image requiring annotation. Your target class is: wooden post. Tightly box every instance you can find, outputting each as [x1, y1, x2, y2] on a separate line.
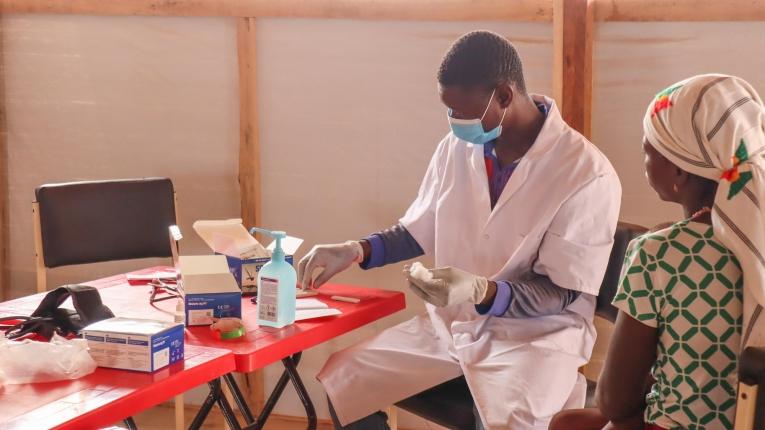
[237, 16, 266, 414]
[553, 0, 595, 138]
[0, 27, 6, 301]
[32, 202, 46, 293]
[238, 17, 260, 231]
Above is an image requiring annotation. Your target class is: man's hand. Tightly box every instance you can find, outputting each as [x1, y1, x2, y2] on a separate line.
[405, 262, 490, 307]
[298, 241, 363, 289]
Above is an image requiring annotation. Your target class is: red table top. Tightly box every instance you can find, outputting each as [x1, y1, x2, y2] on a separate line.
[0, 266, 407, 374]
[0, 344, 234, 430]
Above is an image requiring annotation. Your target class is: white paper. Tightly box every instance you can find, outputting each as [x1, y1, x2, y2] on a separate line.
[126, 270, 177, 281]
[296, 298, 328, 310]
[295, 308, 341, 321]
[193, 219, 269, 258]
[266, 236, 304, 255]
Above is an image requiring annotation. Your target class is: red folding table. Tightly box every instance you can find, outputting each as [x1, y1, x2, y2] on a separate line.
[1, 267, 407, 429]
[0, 343, 235, 430]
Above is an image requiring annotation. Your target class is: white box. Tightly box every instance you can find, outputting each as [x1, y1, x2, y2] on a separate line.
[192, 219, 302, 295]
[179, 254, 242, 326]
[82, 317, 185, 372]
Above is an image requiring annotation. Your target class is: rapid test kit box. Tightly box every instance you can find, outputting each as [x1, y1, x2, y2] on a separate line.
[82, 317, 185, 372]
[179, 254, 242, 326]
[193, 219, 302, 295]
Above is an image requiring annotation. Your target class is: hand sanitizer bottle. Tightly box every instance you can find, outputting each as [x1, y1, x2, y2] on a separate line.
[250, 227, 296, 328]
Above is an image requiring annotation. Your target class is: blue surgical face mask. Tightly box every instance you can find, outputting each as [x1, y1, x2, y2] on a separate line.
[447, 89, 507, 145]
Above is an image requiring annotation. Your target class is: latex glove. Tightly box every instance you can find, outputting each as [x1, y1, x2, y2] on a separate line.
[298, 241, 363, 289]
[405, 262, 489, 307]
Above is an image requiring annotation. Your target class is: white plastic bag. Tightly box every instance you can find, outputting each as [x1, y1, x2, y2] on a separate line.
[0, 333, 97, 384]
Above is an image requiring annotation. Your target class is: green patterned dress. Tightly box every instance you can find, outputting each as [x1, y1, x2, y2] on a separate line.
[612, 220, 743, 430]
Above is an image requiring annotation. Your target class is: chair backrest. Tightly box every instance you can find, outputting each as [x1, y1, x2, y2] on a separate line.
[34, 178, 176, 270]
[595, 221, 648, 322]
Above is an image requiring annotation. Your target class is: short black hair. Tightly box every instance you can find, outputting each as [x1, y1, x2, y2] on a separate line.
[437, 30, 526, 94]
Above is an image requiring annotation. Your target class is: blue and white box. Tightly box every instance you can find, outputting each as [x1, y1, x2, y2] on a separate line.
[82, 317, 185, 372]
[225, 254, 295, 294]
[179, 254, 242, 326]
[193, 219, 302, 295]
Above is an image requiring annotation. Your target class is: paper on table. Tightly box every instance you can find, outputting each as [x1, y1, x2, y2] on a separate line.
[126, 270, 178, 281]
[296, 299, 328, 310]
[295, 308, 341, 321]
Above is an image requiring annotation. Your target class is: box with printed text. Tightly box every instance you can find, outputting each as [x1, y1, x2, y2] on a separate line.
[82, 317, 185, 372]
[192, 219, 302, 295]
[179, 254, 242, 326]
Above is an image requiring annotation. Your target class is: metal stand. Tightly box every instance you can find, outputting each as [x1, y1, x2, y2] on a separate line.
[188, 378, 241, 430]
[123, 417, 138, 430]
[221, 352, 317, 430]
[187, 352, 315, 430]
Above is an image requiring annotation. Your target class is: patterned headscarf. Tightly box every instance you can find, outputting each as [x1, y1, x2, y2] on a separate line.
[643, 74, 765, 347]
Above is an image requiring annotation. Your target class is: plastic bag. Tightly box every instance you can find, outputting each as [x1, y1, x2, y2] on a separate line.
[0, 333, 97, 384]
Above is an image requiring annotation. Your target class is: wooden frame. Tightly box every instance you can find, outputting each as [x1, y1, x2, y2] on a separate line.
[735, 382, 759, 430]
[553, 0, 594, 138]
[5, 0, 765, 426]
[32, 201, 46, 293]
[593, 0, 765, 22]
[0, 0, 552, 21]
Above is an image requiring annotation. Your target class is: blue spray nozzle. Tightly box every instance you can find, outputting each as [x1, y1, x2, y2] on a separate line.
[249, 227, 287, 260]
[249, 227, 286, 239]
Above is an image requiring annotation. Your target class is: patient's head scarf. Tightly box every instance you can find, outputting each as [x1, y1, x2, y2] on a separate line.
[643, 74, 765, 346]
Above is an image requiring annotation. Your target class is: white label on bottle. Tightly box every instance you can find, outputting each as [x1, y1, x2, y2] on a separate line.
[258, 276, 279, 323]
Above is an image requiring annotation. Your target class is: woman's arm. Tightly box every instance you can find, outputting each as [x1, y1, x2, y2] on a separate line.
[596, 310, 658, 422]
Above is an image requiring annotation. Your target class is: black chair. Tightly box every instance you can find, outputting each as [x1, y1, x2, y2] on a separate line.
[33, 177, 177, 292]
[395, 221, 648, 429]
[735, 346, 765, 429]
[584, 221, 648, 407]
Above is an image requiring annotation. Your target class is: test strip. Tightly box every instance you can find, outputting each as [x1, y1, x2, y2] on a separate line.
[330, 295, 361, 304]
[297, 290, 319, 298]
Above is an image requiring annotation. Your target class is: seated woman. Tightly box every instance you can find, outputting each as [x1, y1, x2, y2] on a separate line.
[551, 73, 765, 430]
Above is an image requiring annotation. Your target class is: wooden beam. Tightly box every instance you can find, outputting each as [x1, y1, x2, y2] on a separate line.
[238, 17, 260, 232]
[237, 16, 266, 413]
[594, 0, 765, 21]
[0, 0, 553, 21]
[552, 0, 564, 106]
[0, 27, 7, 301]
[553, 0, 594, 138]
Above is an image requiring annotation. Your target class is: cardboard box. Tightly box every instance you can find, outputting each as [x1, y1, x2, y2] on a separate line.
[82, 317, 184, 372]
[225, 254, 295, 295]
[179, 254, 242, 326]
[193, 219, 302, 295]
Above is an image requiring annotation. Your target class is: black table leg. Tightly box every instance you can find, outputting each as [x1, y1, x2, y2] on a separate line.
[224, 352, 317, 430]
[123, 417, 138, 430]
[282, 354, 317, 430]
[224, 373, 256, 424]
[188, 377, 241, 430]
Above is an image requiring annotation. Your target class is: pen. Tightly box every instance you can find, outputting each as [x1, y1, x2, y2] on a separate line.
[330, 295, 361, 304]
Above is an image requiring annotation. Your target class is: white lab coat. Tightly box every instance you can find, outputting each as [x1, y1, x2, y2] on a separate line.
[318, 96, 621, 429]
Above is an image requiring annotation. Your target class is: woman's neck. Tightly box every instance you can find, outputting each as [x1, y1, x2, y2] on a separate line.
[682, 200, 714, 225]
